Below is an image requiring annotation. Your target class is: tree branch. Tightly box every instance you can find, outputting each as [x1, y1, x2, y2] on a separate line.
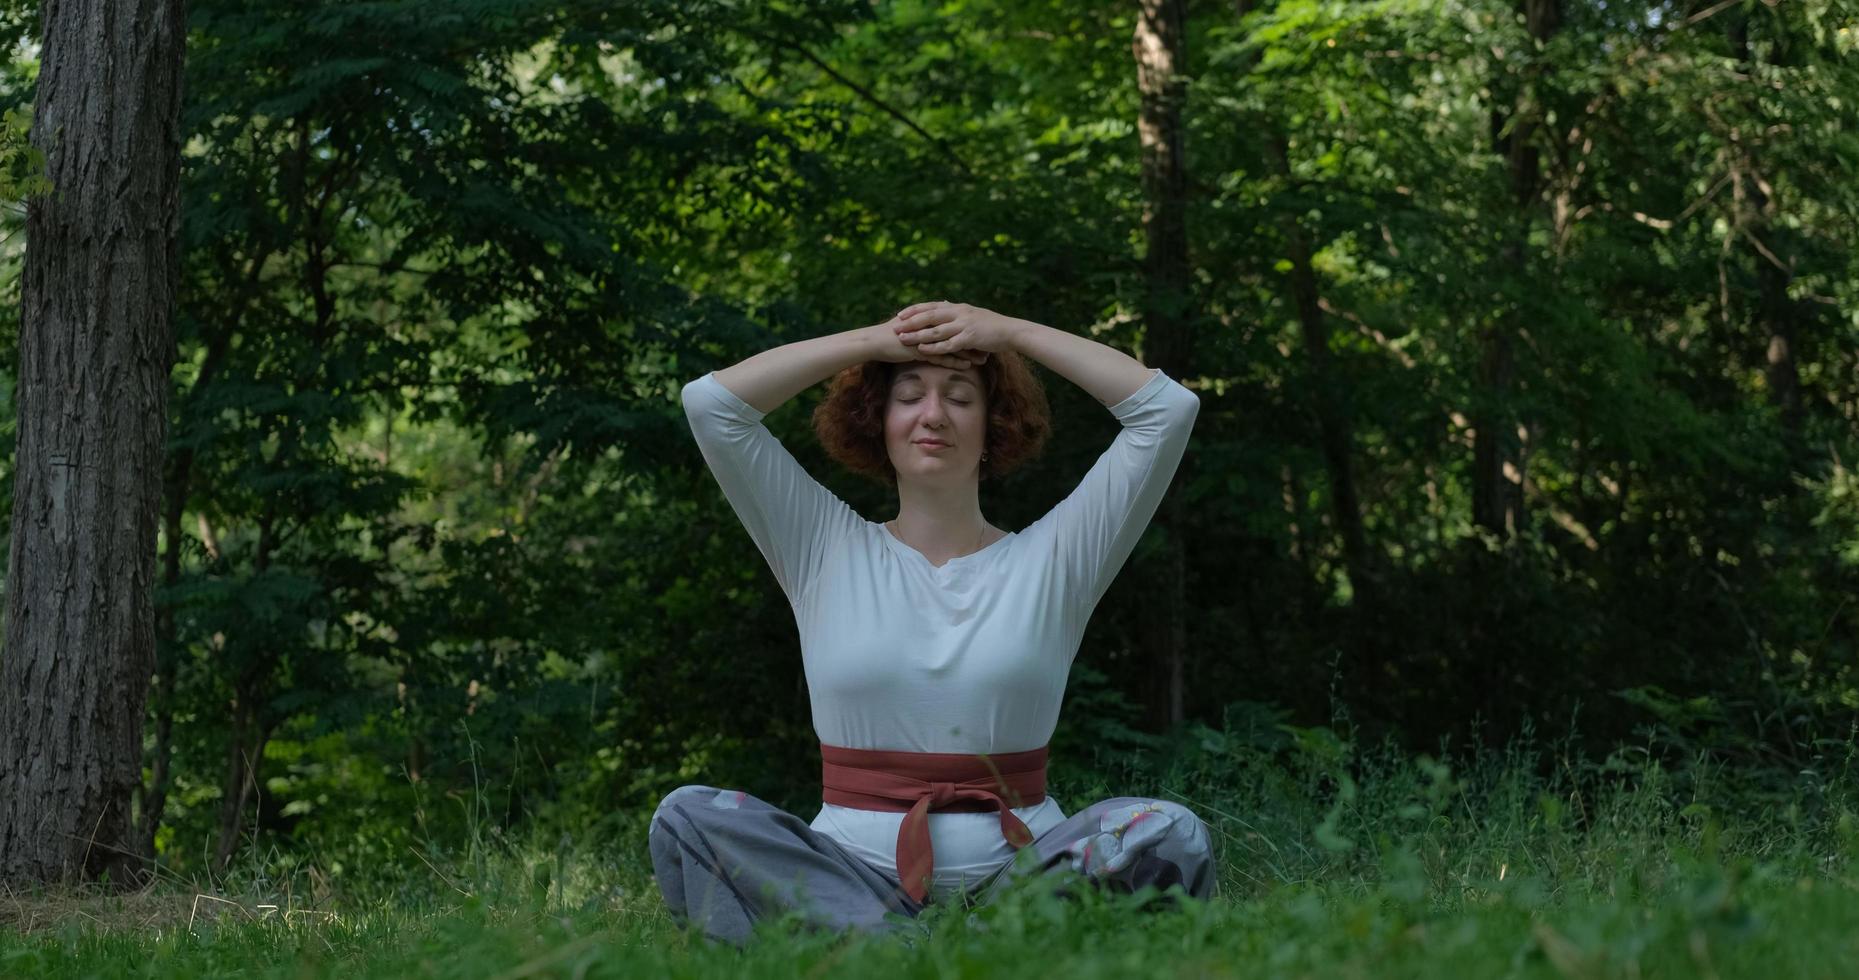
[734, 26, 976, 178]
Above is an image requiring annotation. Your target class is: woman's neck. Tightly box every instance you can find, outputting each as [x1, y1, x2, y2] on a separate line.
[889, 484, 996, 563]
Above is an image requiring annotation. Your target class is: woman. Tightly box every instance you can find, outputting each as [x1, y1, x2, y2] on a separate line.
[651, 300, 1212, 945]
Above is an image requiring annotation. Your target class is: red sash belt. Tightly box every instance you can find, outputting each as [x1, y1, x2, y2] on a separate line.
[820, 743, 1047, 904]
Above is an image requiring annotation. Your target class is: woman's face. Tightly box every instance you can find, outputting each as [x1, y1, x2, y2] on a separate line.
[885, 363, 988, 487]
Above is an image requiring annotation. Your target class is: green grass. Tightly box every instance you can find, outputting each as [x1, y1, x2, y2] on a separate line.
[5, 734, 1859, 978]
[5, 855, 1857, 978]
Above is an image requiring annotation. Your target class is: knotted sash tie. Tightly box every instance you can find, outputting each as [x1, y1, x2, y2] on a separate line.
[820, 743, 1047, 904]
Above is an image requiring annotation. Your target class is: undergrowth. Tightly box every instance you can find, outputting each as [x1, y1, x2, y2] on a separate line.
[4, 718, 1858, 978]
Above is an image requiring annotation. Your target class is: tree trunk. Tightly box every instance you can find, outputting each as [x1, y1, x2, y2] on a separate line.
[139, 475, 187, 856]
[212, 510, 278, 868]
[0, 0, 186, 885]
[1473, 0, 1559, 536]
[1267, 136, 1373, 602]
[213, 685, 272, 869]
[1471, 321, 1521, 535]
[141, 264, 260, 855]
[1133, 0, 1193, 730]
[141, 426, 211, 858]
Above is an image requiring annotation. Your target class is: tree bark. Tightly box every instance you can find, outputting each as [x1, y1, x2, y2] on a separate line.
[0, 0, 186, 885]
[1133, 0, 1193, 730]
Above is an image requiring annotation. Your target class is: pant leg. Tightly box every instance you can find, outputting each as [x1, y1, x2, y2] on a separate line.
[965, 796, 1217, 906]
[648, 785, 926, 947]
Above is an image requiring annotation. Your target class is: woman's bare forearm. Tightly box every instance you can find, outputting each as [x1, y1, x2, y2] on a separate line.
[711, 325, 882, 415]
[1009, 320, 1159, 407]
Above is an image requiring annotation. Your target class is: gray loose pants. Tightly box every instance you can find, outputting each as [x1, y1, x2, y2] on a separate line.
[648, 785, 1216, 946]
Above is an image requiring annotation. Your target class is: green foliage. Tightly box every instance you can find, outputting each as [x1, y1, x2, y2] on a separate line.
[1810, 458, 1859, 570]
[0, 0, 1853, 876]
[0, 104, 49, 204]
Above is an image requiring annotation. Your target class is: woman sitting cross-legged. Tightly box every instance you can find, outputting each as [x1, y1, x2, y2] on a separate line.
[651, 301, 1212, 946]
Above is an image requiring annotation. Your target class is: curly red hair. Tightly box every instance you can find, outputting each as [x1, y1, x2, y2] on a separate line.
[812, 352, 1051, 485]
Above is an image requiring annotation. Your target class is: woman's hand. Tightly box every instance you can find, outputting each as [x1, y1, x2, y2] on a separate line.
[892, 302, 1023, 361]
[865, 316, 990, 371]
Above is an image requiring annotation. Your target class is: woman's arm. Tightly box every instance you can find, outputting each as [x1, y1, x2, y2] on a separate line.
[713, 319, 986, 415]
[712, 325, 882, 416]
[1006, 319, 1158, 408]
[684, 316, 986, 602]
[682, 367, 860, 605]
[893, 301, 1200, 622]
[681, 325, 885, 603]
[893, 303, 1155, 407]
[1037, 369, 1199, 618]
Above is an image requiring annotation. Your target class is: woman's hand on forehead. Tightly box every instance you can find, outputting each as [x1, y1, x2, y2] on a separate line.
[893, 301, 1022, 361]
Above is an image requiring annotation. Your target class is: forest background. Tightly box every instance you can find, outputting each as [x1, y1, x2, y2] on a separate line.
[0, 0, 1855, 899]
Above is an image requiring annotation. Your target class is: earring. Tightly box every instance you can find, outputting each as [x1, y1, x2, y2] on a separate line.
[981, 453, 989, 461]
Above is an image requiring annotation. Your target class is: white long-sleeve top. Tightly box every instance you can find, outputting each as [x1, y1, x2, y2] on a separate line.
[679, 365, 1200, 900]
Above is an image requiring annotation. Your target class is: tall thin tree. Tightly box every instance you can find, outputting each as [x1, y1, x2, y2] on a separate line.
[1133, 0, 1194, 729]
[1474, 0, 1561, 536]
[0, 0, 186, 884]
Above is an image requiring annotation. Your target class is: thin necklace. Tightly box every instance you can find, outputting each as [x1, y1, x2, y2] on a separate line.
[889, 519, 991, 557]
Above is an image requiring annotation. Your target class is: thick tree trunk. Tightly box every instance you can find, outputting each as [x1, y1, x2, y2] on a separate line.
[0, 0, 186, 885]
[1474, 0, 1559, 536]
[1133, 0, 1193, 730]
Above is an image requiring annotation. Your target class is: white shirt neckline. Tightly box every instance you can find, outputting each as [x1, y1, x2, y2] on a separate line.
[877, 520, 1017, 571]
